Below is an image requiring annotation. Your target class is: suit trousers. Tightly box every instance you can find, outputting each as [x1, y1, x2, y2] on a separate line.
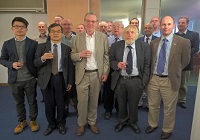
[115, 76, 143, 125]
[43, 73, 66, 129]
[178, 70, 190, 103]
[148, 75, 178, 133]
[76, 71, 101, 126]
[103, 68, 116, 112]
[10, 78, 38, 122]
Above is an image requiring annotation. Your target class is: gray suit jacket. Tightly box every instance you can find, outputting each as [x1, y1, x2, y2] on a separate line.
[110, 40, 151, 90]
[34, 41, 74, 90]
[150, 34, 191, 91]
[70, 31, 110, 85]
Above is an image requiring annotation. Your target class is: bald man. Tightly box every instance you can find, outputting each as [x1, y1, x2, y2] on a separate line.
[146, 16, 190, 139]
[33, 21, 48, 44]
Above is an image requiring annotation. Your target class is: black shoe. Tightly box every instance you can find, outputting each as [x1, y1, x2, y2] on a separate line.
[58, 126, 66, 135]
[104, 111, 112, 120]
[130, 123, 140, 134]
[161, 132, 172, 139]
[69, 98, 75, 106]
[43, 128, 54, 136]
[145, 126, 158, 133]
[114, 122, 128, 133]
[178, 102, 187, 108]
[138, 105, 143, 109]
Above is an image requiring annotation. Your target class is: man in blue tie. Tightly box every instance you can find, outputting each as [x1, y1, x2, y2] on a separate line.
[110, 25, 150, 134]
[145, 16, 191, 139]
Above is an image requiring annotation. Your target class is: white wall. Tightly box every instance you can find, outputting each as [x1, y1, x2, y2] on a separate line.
[0, 12, 48, 83]
[191, 71, 200, 140]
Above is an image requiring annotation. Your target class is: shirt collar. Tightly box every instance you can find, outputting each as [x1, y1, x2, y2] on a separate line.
[51, 41, 61, 47]
[86, 32, 95, 38]
[14, 36, 26, 41]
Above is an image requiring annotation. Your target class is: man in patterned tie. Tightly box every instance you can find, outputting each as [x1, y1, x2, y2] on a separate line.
[34, 23, 74, 136]
[110, 25, 150, 134]
[145, 16, 191, 139]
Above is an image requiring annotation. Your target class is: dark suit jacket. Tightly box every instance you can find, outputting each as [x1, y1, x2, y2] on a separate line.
[175, 30, 199, 70]
[150, 35, 191, 91]
[0, 37, 38, 84]
[110, 40, 151, 90]
[138, 35, 158, 42]
[34, 41, 74, 90]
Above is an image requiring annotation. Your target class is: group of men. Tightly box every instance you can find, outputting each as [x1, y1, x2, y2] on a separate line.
[0, 11, 198, 140]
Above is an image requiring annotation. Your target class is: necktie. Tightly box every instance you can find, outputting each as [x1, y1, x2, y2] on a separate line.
[156, 38, 167, 75]
[115, 38, 119, 43]
[126, 46, 133, 75]
[146, 37, 149, 43]
[52, 44, 58, 75]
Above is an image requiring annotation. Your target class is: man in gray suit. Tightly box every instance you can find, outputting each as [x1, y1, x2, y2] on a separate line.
[71, 12, 110, 136]
[34, 23, 74, 136]
[145, 16, 191, 139]
[110, 25, 151, 134]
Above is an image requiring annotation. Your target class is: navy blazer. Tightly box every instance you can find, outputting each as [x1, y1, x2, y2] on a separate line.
[0, 37, 38, 84]
[137, 35, 158, 42]
[175, 30, 199, 70]
[110, 40, 151, 90]
[34, 41, 74, 90]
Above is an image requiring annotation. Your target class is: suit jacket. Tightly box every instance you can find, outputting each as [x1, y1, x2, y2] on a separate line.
[110, 40, 151, 90]
[0, 37, 38, 84]
[70, 31, 110, 85]
[34, 41, 74, 90]
[175, 30, 199, 70]
[150, 34, 191, 91]
[138, 35, 158, 43]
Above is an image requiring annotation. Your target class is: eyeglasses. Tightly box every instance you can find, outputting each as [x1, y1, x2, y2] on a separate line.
[12, 25, 26, 29]
[50, 30, 62, 34]
[85, 19, 97, 24]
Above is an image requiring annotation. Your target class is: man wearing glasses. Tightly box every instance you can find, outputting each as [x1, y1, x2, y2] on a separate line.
[0, 17, 39, 134]
[34, 23, 74, 136]
[71, 12, 110, 136]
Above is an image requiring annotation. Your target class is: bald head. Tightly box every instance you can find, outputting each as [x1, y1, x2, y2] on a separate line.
[37, 21, 47, 35]
[160, 16, 175, 37]
[143, 23, 154, 37]
[61, 18, 73, 35]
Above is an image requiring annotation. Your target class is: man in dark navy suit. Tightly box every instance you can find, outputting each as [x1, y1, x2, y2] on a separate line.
[138, 23, 158, 44]
[0, 17, 39, 134]
[137, 23, 157, 109]
[175, 16, 199, 108]
[34, 23, 74, 136]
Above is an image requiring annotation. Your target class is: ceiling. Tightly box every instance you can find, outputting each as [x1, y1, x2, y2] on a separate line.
[100, 0, 200, 22]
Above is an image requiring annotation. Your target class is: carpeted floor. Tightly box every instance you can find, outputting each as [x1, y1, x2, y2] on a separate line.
[0, 72, 198, 140]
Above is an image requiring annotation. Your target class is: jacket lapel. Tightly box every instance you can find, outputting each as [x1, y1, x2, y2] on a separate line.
[168, 35, 178, 64]
[11, 38, 19, 60]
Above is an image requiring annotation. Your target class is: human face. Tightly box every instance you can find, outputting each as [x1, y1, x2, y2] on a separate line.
[61, 19, 72, 34]
[49, 26, 63, 42]
[130, 19, 139, 28]
[12, 21, 28, 37]
[160, 16, 175, 37]
[54, 17, 62, 25]
[84, 14, 98, 34]
[77, 24, 85, 33]
[124, 28, 137, 45]
[178, 18, 188, 32]
[99, 22, 108, 33]
[112, 22, 123, 37]
[38, 22, 47, 35]
[150, 17, 160, 28]
[144, 24, 154, 37]
[107, 21, 113, 32]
